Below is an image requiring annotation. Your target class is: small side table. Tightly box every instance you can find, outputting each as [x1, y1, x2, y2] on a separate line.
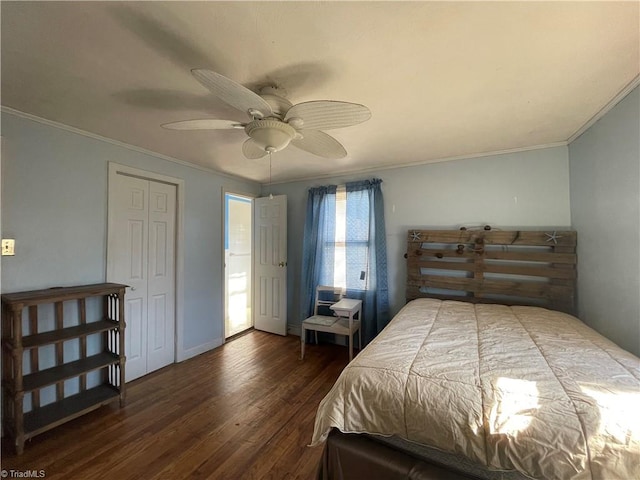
[329, 298, 362, 361]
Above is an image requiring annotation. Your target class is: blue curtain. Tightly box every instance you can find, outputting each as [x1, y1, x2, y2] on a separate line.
[300, 185, 337, 319]
[300, 179, 390, 346]
[344, 179, 390, 345]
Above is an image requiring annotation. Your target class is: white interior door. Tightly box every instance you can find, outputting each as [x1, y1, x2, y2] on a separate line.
[108, 174, 176, 381]
[253, 195, 287, 336]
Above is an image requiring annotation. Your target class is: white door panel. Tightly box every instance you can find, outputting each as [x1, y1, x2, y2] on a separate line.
[109, 175, 149, 381]
[254, 195, 287, 336]
[147, 182, 176, 372]
[126, 296, 146, 372]
[149, 293, 167, 350]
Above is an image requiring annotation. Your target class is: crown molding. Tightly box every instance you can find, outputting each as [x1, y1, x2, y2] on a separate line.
[0, 106, 259, 185]
[567, 75, 640, 144]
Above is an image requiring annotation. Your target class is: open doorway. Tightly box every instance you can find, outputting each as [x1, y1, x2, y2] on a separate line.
[224, 192, 253, 338]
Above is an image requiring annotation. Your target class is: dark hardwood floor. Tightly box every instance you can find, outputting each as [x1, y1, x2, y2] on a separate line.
[1, 331, 350, 479]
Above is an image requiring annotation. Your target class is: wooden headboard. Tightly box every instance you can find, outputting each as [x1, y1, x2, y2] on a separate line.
[405, 228, 577, 314]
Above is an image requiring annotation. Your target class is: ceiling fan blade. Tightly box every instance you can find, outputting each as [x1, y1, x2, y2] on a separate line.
[242, 138, 268, 159]
[161, 119, 245, 130]
[291, 130, 347, 159]
[192, 69, 273, 118]
[285, 101, 371, 130]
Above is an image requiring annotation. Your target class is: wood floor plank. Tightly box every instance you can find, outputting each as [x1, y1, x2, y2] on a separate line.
[1, 331, 350, 479]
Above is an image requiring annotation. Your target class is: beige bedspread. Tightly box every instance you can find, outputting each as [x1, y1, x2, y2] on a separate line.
[311, 299, 640, 480]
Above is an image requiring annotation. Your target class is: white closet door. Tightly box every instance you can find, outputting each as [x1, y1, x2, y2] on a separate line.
[108, 174, 176, 382]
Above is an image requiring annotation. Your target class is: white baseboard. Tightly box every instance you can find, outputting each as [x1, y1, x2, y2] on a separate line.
[178, 337, 224, 362]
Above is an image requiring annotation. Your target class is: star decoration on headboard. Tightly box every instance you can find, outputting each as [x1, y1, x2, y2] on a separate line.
[411, 231, 422, 241]
[545, 231, 562, 244]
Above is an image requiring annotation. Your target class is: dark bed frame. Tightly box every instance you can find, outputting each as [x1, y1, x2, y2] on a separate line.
[316, 228, 578, 480]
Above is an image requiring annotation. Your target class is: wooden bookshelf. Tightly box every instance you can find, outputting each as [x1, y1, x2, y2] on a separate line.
[1, 283, 126, 454]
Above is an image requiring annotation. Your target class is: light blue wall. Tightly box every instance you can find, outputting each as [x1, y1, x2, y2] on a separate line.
[1, 111, 261, 353]
[272, 146, 571, 329]
[569, 86, 640, 356]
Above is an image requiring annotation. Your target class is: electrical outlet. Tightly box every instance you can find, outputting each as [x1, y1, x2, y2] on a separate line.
[2, 239, 15, 256]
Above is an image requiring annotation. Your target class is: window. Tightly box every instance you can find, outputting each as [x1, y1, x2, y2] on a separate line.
[325, 185, 369, 291]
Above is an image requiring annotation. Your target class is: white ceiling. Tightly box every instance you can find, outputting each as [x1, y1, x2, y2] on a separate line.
[2, 1, 638, 184]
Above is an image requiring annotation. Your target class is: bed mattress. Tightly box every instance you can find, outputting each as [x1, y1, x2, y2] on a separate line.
[311, 299, 640, 480]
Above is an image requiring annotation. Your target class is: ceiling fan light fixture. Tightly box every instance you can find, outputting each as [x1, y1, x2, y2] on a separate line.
[245, 119, 296, 153]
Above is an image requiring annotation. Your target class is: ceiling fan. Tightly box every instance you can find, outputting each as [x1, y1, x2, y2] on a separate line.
[162, 69, 371, 159]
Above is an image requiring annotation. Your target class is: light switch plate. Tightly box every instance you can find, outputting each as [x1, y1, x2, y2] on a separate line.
[2, 239, 15, 256]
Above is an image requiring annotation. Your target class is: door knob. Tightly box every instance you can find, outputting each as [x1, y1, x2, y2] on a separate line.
[278, 261, 287, 267]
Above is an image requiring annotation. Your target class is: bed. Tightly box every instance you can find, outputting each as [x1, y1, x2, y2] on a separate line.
[310, 229, 640, 480]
